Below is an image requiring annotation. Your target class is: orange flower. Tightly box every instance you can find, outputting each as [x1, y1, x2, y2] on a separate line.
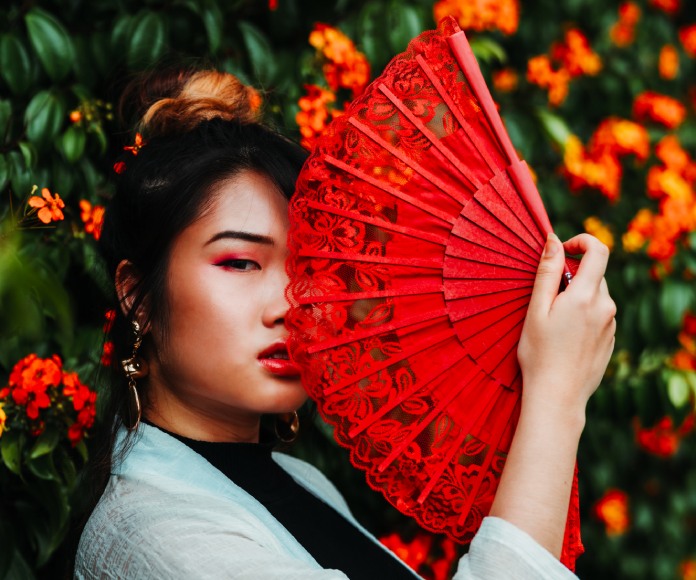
[79, 199, 106, 241]
[594, 489, 630, 535]
[633, 91, 686, 129]
[103, 309, 116, 334]
[309, 24, 370, 97]
[583, 217, 614, 250]
[552, 29, 602, 77]
[659, 44, 679, 79]
[69, 110, 82, 123]
[62, 371, 97, 445]
[123, 132, 146, 155]
[526, 55, 570, 106]
[635, 416, 680, 457]
[434, 0, 520, 35]
[650, 0, 681, 14]
[563, 135, 622, 201]
[589, 118, 650, 161]
[7, 354, 62, 420]
[492, 68, 518, 92]
[682, 560, 696, 580]
[672, 349, 696, 370]
[623, 208, 654, 252]
[296, 85, 341, 150]
[28, 187, 65, 224]
[656, 135, 694, 174]
[610, 2, 641, 47]
[0, 403, 6, 438]
[679, 24, 696, 57]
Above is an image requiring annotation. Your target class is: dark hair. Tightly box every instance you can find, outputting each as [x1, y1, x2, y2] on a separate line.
[79, 69, 307, 536]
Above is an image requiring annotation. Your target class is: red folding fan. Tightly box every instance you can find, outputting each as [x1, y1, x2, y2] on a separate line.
[286, 16, 582, 569]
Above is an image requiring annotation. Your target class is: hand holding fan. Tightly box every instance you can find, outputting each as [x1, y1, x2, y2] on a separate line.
[286, 17, 582, 569]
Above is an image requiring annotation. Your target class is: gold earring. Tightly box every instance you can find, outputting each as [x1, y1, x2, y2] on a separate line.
[121, 320, 148, 431]
[275, 411, 300, 443]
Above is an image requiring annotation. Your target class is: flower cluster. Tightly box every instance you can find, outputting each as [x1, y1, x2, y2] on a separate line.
[0, 354, 97, 447]
[79, 199, 106, 241]
[296, 85, 342, 150]
[492, 68, 519, 93]
[380, 531, 458, 580]
[673, 312, 696, 370]
[682, 560, 696, 580]
[583, 216, 614, 250]
[309, 24, 370, 97]
[650, 0, 681, 15]
[527, 29, 601, 106]
[634, 415, 694, 457]
[101, 309, 117, 367]
[633, 91, 686, 129]
[563, 118, 649, 202]
[679, 25, 696, 57]
[659, 45, 679, 80]
[623, 135, 696, 261]
[610, 2, 641, 47]
[593, 489, 630, 536]
[27, 187, 65, 225]
[68, 98, 114, 127]
[433, 0, 519, 35]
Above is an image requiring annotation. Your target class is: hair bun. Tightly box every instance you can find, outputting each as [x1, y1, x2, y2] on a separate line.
[139, 70, 263, 137]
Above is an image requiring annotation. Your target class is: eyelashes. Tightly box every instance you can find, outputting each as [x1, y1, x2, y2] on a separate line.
[213, 256, 261, 271]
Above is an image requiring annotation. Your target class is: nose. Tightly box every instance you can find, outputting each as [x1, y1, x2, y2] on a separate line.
[262, 265, 290, 328]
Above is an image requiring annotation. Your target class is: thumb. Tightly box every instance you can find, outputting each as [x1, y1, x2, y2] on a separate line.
[527, 233, 565, 316]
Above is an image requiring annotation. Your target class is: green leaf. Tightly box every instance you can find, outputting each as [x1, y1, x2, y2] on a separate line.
[17, 141, 37, 169]
[58, 125, 86, 163]
[387, 4, 424, 53]
[667, 372, 690, 408]
[127, 11, 167, 69]
[469, 37, 507, 66]
[25, 8, 74, 82]
[660, 280, 694, 330]
[0, 432, 23, 475]
[536, 108, 573, 149]
[0, 34, 32, 95]
[0, 99, 12, 141]
[29, 426, 60, 460]
[238, 21, 276, 86]
[0, 154, 8, 192]
[201, 2, 223, 54]
[24, 90, 66, 147]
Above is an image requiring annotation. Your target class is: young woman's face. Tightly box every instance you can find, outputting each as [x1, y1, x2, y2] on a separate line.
[145, 170, 306, 441]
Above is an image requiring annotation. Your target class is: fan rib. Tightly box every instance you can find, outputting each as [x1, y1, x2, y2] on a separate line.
[377, 366, 489, 472]
[414, 54, 499, 174]
[417, 429, 469, 505]
[296, 285, 443, 306]
[446, 32, 518, 165]
[346, 118, 469, 206]
[456, 393, 517, 526]
[306, 200, 449, 245]
[324, 327, 456, 398]
[298, 249, 441, 269]
[306, 309, 448, 355]
[378, 84, 481, 192]
[325, 155, 456, 224]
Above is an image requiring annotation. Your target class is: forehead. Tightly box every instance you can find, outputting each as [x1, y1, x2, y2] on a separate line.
[202, 170, 290, 235]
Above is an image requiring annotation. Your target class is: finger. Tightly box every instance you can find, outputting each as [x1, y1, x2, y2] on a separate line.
[563, 233, 610, 287]
[527, 233, 566, 316]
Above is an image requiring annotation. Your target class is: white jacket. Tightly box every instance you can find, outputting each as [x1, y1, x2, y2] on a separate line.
[75, 423, 578, 579]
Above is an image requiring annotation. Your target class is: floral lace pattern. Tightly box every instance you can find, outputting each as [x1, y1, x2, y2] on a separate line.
[287, 17, 582, 570]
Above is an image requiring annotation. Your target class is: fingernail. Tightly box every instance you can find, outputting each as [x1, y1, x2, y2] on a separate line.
[544, 233, 560, 257]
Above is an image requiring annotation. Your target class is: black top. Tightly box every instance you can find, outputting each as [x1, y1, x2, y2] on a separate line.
[147, 422, 414, 579]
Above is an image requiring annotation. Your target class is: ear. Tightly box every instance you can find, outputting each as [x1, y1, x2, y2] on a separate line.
[115, 260, 149, 330]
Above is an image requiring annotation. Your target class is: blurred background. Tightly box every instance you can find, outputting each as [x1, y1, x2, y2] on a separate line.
[1, 0, 695, 578]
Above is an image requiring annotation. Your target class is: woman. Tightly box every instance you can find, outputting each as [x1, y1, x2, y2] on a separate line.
[74, 69, 615, 579]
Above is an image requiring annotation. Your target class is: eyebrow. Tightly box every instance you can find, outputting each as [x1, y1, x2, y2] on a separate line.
[204, 230, 275, 246]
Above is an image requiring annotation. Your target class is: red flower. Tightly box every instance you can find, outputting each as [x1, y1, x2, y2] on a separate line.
[633, 91, 686, 129]
[635, 416, 680, 457]
[79, 199, 106, 241]
[594, 489, 630, 535]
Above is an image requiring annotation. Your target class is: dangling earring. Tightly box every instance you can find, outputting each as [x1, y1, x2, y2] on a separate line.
[121, 320, 148, 431]
[274, 411, 300, 443]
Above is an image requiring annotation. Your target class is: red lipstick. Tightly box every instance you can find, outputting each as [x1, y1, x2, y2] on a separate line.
[258, 342, 301, 378]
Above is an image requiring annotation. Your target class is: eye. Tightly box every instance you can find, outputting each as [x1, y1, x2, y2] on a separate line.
[215, 258, 261, 272]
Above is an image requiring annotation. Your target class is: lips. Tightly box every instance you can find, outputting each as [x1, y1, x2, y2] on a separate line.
[258, 342, 301, 378]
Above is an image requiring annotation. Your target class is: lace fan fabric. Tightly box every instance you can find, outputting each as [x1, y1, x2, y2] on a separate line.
[286, 17, 582, 570]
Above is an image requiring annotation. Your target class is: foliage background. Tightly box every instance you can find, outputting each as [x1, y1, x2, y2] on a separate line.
[1, 0, 696, 578]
